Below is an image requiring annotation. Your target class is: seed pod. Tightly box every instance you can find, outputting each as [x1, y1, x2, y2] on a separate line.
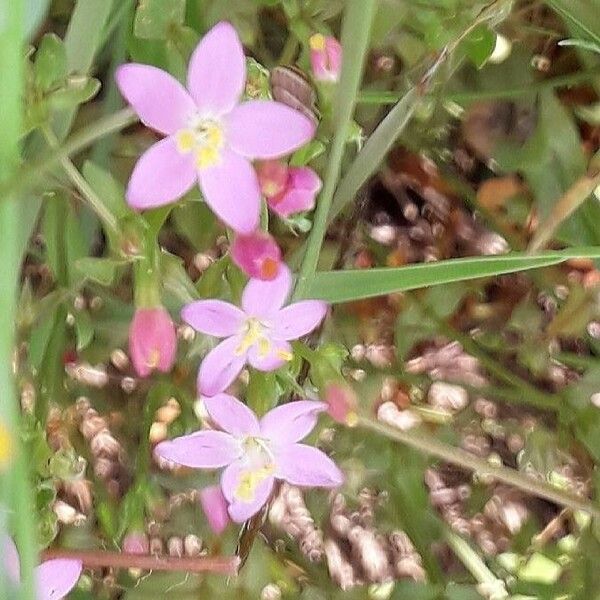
[271, 66, 318, 127]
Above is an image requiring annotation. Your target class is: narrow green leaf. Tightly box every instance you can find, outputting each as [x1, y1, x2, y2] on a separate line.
[33, 33, 67, 92]
[75, 257, 129, 286]
[308, 249, 600, 303]
[546, 0, 600, 47]
[328, 87, 418, 224]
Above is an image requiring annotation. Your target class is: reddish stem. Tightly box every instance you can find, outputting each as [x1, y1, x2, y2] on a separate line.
[41, 549, 240, 576]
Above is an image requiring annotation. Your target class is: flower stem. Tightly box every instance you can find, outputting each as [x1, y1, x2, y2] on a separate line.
[359, 416, 600, 519]
[0, 1, 37, 598]
[293, 0, 377, 300]
[41, 549, 240, 576]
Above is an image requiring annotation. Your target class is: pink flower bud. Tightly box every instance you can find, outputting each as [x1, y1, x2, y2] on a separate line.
[129, 307, 177, 378]
[199, 485, 230, 535]
[324, 382, 358, 426]
[257, 160, 289, 199]
[231, 230, 282, 280]
[123, 531, 150, 555]
[257, 161, 321, 219]
[309, 34, 342, 83]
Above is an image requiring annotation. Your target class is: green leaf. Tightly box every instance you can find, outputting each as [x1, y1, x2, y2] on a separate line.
[75, 257, 128, 286]
[307, 248, 600, 303]
[171, 201, 217, 250]
[462, 24, 495, 68]
[546, 0, 600, 48]
[247, 371, 279, 416]
[33, 33, 67, 92]
[134, 0, 186, 40]
[47, 76, 100, 110]
[74, 309, 94, 351]
[82, 160, 129, 220]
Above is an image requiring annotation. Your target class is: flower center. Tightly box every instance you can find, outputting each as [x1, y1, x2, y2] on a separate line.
[235, 318, 270, 357]
[235, 437, 275, 502]
[175, 115, 225, 169]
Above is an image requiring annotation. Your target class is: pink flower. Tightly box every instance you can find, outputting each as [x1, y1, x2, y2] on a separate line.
[199, 485, 231, 534]
[231, 230, 282, 280]
[116, 22, 316, 234]
[129, 307, 177, 378]
[257, 161, 321, 218]
[309, 34, 342, 83]
[156, 395, 343, 521]
[2, 535, 82, 600]
[181, 265, 327, 396]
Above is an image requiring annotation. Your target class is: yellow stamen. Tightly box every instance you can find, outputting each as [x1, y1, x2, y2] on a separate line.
[257, 337, 271, 358]
[0, 421, 14, 471]
[235, 319, 266, 356]
[345, 411, 359, 428]
[196, 145, 221, 169]
[176, 129, 195, 153]
[310, 33, 326, 51]
[235, 464, 274, 502]
[276, 349, 294, 361]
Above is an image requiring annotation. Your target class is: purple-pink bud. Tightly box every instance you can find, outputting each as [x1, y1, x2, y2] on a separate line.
[128, 307, 177, 378]
[257, 160, 289, 199]
[309, 34, 342, 83]
[231, 230, 282, 280]
[199, 485, 231, 535]
[123, 531, 150, 555]
[324, 382, 358, 427]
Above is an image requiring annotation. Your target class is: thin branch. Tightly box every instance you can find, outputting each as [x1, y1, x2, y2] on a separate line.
[40, 549, 240, 576]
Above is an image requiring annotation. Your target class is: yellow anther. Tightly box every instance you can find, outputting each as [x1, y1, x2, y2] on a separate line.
[309, 33, 326, 51]
[276, 349, 293, 361]
[235, 464, 274, 502]
[0, 421, 14, 471]
[196, 145, 220, 169]
[235, 319, 266, 356]
[257, 337, 271, 358]
[175, 129, 195, 153]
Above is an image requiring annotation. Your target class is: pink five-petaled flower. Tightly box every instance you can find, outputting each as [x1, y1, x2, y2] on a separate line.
[116, 21, 316, 234]
[155, 395, 344, 521]
[128, 306, 177, 378]
[257, 160, 322, 218]
[2, 536, 82, 600]
[309, 34, 343, 83]
[230, 230, 282, 281]
[182, 265, 328, 396]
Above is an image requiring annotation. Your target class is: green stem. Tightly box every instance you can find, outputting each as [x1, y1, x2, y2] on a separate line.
[0, 107, 137, 202]
[0, 1, 37, 598]
[293, 0, 377, 300]
[359, 416, 600, 519]
[42, 126, 120, 236]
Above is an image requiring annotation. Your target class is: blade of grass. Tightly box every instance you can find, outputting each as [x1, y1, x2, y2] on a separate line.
[307, 248, 600, 303]
[293, 0, 378, 299]
[0, 1, 37, 598]
[545, 0, 600, 48]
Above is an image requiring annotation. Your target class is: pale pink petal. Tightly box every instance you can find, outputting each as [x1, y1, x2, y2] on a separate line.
[247, 339, 291, 372]
[155, 430, 241, 468]
[241, 263, 291, 317]
[221, 461, 275, 522]
[203, 394, 259, 436]
[273, 300, 327, 341]
[35, 558, 82, 600]
[227, 101, 315, 159]
[126, 137, 196, 210]
[197, 336, 247, 396]
[187, 22, 246, 115]
[260, 400, 326, 444]
[199, 148, 260, 234]
[115, 64, 195, 135]
[275, 444, 344, 488]
[230, 231, 282, 280]
[181, 300, 245, 336]
[199, 485, 231, 534]
[1, 535, 20, 583]
[269, 167, 321, 217]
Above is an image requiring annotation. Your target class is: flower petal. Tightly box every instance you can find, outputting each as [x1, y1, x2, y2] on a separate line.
[203, 394, 259, 436]
[35, 558, 82, 600]
[273, 300, 328, 341]
[275, 444, 344, 488]
[197, 336, 247, 396]
[227, 100, 316, 159]
[115, 63, 195, 135]
[126, 137, 196, 210]
[199, 485, 231, 535]
[199, 148, 260, 234]
[1, 535, 20, 582]
[241, 263, 292, 317]
[187, 22, 246, 115]
[221, 461, 275, 522]
[247, 339, 291, 372]
[269, 166, 321, 217]
[155, 430, 241, 468]
[181, 300, 245, 336]
[260, 400, 326, 444]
